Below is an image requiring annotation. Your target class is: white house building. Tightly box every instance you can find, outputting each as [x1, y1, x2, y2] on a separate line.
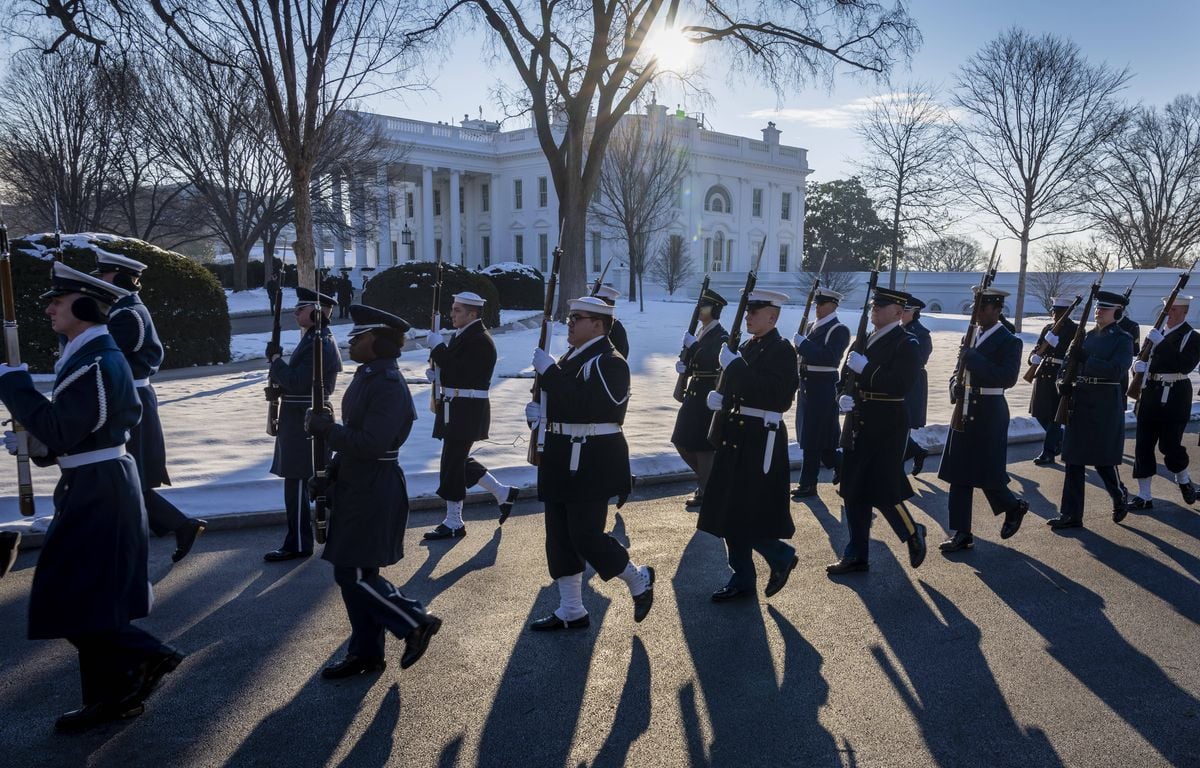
[315, 103, 812, 289]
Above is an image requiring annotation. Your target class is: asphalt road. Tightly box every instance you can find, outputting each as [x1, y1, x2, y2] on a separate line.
[2, 436, 1200, 767]
[229, 311, 354, 336]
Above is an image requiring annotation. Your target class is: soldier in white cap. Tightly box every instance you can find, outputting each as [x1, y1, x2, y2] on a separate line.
[1129, 295, 1200, 509]
[792, 287, 849, 498]
[593, 284, 629, 359]
[423, 291, 519, 540]
[1028, 296, 1078, 465]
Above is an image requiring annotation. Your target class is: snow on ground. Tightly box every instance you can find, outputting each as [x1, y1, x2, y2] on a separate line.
[225, 287, 298, 316]
[0, 300, 1185, 528]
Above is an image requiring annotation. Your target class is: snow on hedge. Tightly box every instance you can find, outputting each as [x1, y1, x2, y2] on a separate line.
[478, 261, 542, 278]
[16, 232, 181, 262]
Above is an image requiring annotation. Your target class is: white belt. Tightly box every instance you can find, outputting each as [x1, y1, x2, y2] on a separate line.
[801, 365, 838, 373]
[379, 449, 399, 463]
[132, 378, 150, 388]
[547, 422, 623, 473]
[734, 406, 783, 474]
[440, 387, 488, 422]
[966, 387, 1005, 396]
[1048, 357, 1064, 365]
[58, 445, 126, 469]
[1149, 372, 1189, 404]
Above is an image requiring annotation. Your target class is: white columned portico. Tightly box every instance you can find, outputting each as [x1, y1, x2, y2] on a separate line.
[352, 177, 367, 270]
[488, 173, 499, 264]
[376, 167, 392, 269]
[449, 169, 462, 266]
[421, 166, 436, 263]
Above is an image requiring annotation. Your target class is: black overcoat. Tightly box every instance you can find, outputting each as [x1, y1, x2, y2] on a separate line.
[1029, 317, 1076, 423]
[431, 319, 495, 442]
[671, 321, 728, 450]
[609, 320, 630, 359]
[1062, 324, 1134, 466]
[269, 326, 342, 478]
[796, 317, 849, 453]
[109, 293, 170, 488]
[698, 328, 799, 540]
[904, 317, 933, 428]
[1137, 322, 1200, 422]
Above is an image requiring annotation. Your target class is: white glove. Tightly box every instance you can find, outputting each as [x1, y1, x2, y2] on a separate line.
[1133, 359, 1148, 374]
[524, 401, 541, 425]
[424, 368, 437, 383]
[793, 333, 807, 348]
[3, 430, 16, 455]
[681, 332, 697, 349]
[674, 360, 687, 375]
[427, 329, 446, 349]
[1147, 327, 1164, 346]
[718, 345, 740, 369]
[706, 391, 724, 411]
[838, 395, 855, 413]
[0, 362, 28, 378]
[1045, 331, 1059, 347]
[531, 348, 555, 374]
[846, 351, 868, 374]
[1030, 353, 1043, 366]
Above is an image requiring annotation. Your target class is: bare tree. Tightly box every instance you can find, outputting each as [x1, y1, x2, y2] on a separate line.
[904, 235, 986, 272]
[798, 269, 860, 301]
[589, 115, 690, 308]
[1083, 94, 1200, 269]
[854, 84, 958, 288]
[952, 28, 1131, 331]
[648, 233, 696, 295]
[1042, 237, 1128, 273]
[1028, 244, 1087, 314]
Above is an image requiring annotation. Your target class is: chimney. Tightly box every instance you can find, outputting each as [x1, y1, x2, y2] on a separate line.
[761, 121, 781, 146]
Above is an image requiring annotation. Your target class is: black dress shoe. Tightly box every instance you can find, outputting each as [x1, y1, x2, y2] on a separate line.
[939, 531, 974, 552]
[684, 494, 703, 509]
[1181, 482, 1197, 505]
[1112, 490, 1129, 523]
[764, 555, 799, 597]
[908, 523, 927, 568]
[632, 567, 655, 622]
[791, 485, 817, 500]
[401, 615, 442, 669]
[1048, 515, 1082, 530]
[711, 585, 752, 602]
[172, 519, 207, 563]
[826, 556, 869, 575]
[1127, 496, 1153, 511]
[498, 487, 519, 525]
[322, 655, 386, 679]
[831, 466, 842, 485]
[55, 701, 145, 733]
[1032, 453, 1057, 466]
[1000, 499, 1029, 540]
[530, 613, 590, 631]
[911, 449, 928, 477]
[132, 648, 186, 704]
[263, 548, 311, 562]
[423, 524, 466, 541]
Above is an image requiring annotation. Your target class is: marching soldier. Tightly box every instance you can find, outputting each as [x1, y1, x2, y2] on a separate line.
[93, 253, 206, 563]
[828, 287, 928, 574]
[263, 287, 342, 561]
[526, 296, 653, 630]
[306, 305, 442, 677]
[791, 288, 849, 499]
[594, 285, 630, 358]
[700, 289, 800, 601]
[937, 289, 1030, 551]
[423, 292, 519, 540]
[1028, 297, 1077, 465]
[671, 288, 729, 508]
[1129, 295, 1200, 509]
[0, 263, 183, 731]
[901, 297, 933, 475]
[1115, 295, 1141, 498]
[1048, 291, 1135, 529]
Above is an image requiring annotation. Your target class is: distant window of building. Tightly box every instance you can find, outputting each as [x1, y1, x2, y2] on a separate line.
[726, 238, 734, 271]
[705, 186, 732, 214]
[406, 192, 414, 219]
[928, 301, 942, 312]
[539, 232, 549, 271]
[391, 240, 398, 263]
[514, 179, 523, 210]
[779, 243, 789, 272]
[538, 176, 548, 208]
[710, 232, 725, 271]
[459, 186, 465, 214]
[752, 189, 763, 217]
[591, 231, 602, 272]
[780, 192, 791, 221]
[433, 190, 442, 216]
[407, 242, 416, 261]
[435, 238, 442, 259]
[481, 183, 490, 213]
[514, 233, 524, 263]
[388, 192, 396, 219]
[482, 235, 490, 266]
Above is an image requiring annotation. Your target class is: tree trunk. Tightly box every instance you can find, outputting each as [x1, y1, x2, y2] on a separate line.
[262, 237, 277, 289]
[627, 245, 638, 302]
[291, 165, 317, 289]
[233, 250, 248, 292]
[557, 189, 589, 318]
[888, 202, 902, 289]
[1015, 233, 1030, 333]
[638, 272, 644, 312]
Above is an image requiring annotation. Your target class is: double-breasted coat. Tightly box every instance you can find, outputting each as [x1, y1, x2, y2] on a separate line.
[1137, 322, 1200, 422]
[0, 331, 148, 639]
[1029, 316, 1077, 423]
[108, 293, 170, 488]
[796, 316, 849, 453]
[904, 317, 933, 429]
[698, 328, 799, 540]
[269, 326, 342, 479]
[430, 319, 495, 442]
[671, 321, 728, 451]
[938, 325, 1022, 488]
[321, 357, 417, 568]
[1061, 324, 1134, 467]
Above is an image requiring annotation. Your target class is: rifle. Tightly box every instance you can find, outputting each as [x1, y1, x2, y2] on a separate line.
[948, 241, 1001, 432]
[1128, 259, 1197, 401]
[838, 258, 881, 451]
[310, 272, 332, 545]
[673, 273, 710, 403]
[590, 256, 615, 297]
[1023, 295, 1083, 383]
[52, 199, 63, 262]
[1054, 264, 1108, 426]
[706, 239, 767, 447]
[0, 223, 34, 517]
[428, 256, 445, 414]
[797, 254, 829, 336]
[527, 228, 564, 465]
[264, 274, 283, 436]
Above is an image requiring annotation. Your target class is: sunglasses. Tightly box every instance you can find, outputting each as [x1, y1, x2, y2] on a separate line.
[567, 313, 601, 324]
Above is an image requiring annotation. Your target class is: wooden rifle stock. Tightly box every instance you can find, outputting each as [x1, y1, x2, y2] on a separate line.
[673, 274, 710, 403]
[1128, 264, 1194, 400]
[310, 274, 331, 545]
[264, 277, 283, 436]
[0, 225, 34, 517]
[1023, 295, 1083, 383]
[949, 242, 1000, 432]
[838, 267, 879, 451]
[707, 240, 767, 447]
[527, 244, 562, 465]
[1054, 279, 1103, 426]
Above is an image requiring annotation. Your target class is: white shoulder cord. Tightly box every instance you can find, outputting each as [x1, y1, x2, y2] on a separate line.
[110, 308, 146, 352]
[51, 358, 107, 432]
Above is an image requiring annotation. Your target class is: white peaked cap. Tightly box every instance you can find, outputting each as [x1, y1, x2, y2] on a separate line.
[94, 251, 148, 275]
[569, 296, 615, 316]
[1051, 296, 1074, 308]
[595, 285, 621, 301]
[747, 289, 789, 307]
[1166, 295, 1193, 307]
[452, 291, 486, 307]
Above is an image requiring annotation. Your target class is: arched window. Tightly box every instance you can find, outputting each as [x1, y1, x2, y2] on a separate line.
[928, 301, 943, 313]
[705, 185, 732, 214]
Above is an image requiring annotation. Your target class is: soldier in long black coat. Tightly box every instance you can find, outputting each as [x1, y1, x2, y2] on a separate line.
[700, 289, 800, 601]
[423, 292, 518, 540]
[792, 288, 849, 498]
[306, 305, 442, 677]
[937, 290, 1030, 551]
[526, 296, 653, 631]
[595, 284, 630, 358]
[1115, 296, 1141, 497]
[1028, 297, 1078, 464]
[828, 287, 928, 574]
[1049, 291, 1135, 529]
[901, 298, 933, 475]
[264, 287, 342, 561]
[671, 288, 728, 508]
[0, 263, 183, 731]
[1129, 296, 1200, 509]
[93, 253, 206, 562]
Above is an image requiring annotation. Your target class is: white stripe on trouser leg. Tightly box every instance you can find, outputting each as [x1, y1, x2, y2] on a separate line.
[356, 568, 421, 628]
[296, 479, 304, 550]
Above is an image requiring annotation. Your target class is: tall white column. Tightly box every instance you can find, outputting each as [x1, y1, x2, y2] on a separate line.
[352, 176, 367, 269]
[449, 169, 462, 266]
[422, 166, 436, 263]
[488, 174, 500, 263]
[332, 173, 346, 270]
[376, 166, 392, 269]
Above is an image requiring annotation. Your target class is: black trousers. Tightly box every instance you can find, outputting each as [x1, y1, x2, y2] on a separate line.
[68, 625, 169, 706]
[1061, 464, 1123, 520]
[1036, 417, 1064, 457]
[281, 478, 313, 554]
[676, 448, 715, 495]
[844, 500, 919, 561]
[800, 447, 841, 486]
[145, 489, 189, 537]
[948, 483, 1018, 534]
[725, 536, 795, 590]
[903, 435, 926, 462]
[544, 499, 630, 580]
[332, 566, 428, 659]
[1133, 417, 1189, 478]
[437, 438, 488, 501]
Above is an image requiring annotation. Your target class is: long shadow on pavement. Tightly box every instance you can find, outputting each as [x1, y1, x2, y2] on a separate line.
[404, 527, 503, 602]
[589, 637, 652, 768]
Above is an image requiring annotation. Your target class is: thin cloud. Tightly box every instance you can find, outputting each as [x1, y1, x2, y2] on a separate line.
[747, 94, 961, 129]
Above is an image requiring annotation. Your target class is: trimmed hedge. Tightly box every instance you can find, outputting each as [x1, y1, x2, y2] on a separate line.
[362, 262, 500, 330]
[204, 257, 283, 290]
[7, 233, 230, 372]
[477, 262, 545, 310]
